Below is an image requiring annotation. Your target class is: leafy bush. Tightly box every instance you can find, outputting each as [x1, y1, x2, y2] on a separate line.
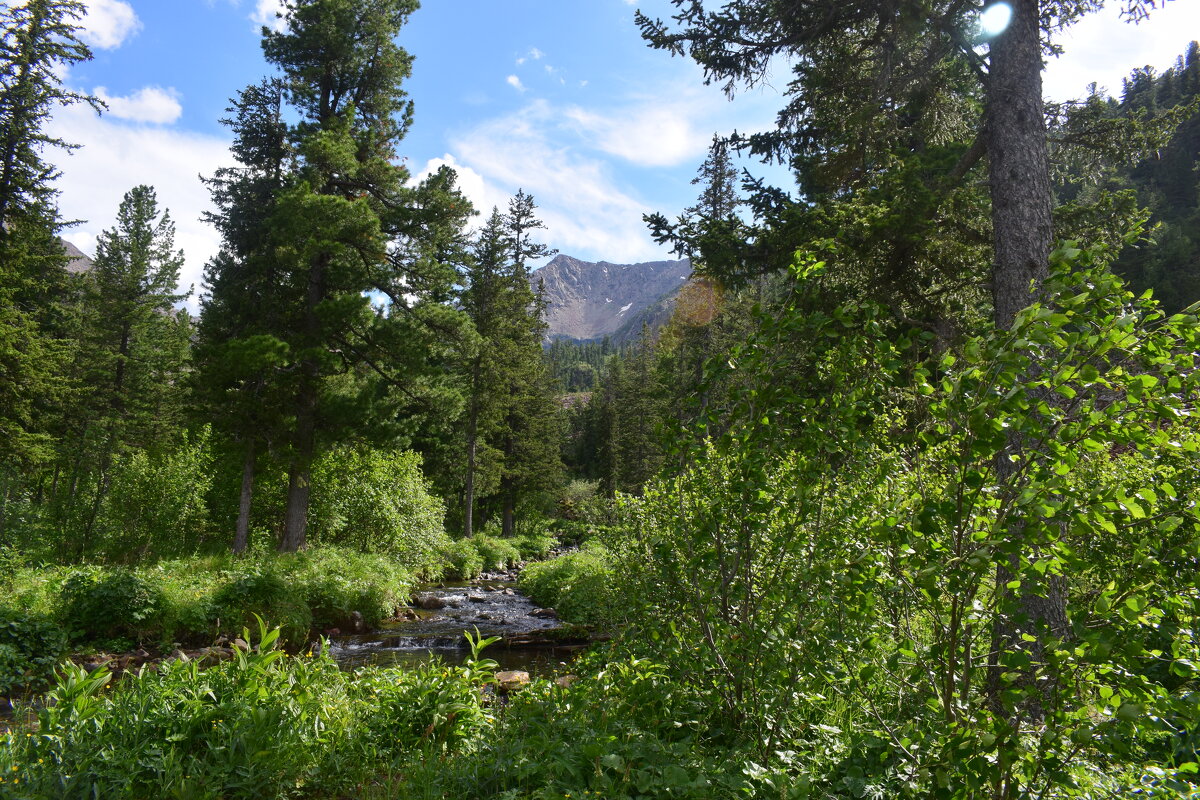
[0, 608, 67, 697]
[469, 529, 521, 571]
[609, 249, 1200, 794]
[56, 569, 167, 647]
[389, 649, 774, 799]
[442, 538, 484, 580]
[557, 478, 613, 524]
[96, 427, 216, 561]
[514, 531, 557, 560]
[520, 542, 618, 625]
[309, 446, 449, 575]
[12, 549, 417, 653]
[210, 568, 312, 646]
[282, 548, 413, 630]
[0, 625, 498, 798]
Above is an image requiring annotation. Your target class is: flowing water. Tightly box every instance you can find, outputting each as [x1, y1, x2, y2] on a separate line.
[328, 581, 587, 674]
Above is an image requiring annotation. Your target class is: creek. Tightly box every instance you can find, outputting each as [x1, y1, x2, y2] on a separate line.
[328, 579, 587, 674]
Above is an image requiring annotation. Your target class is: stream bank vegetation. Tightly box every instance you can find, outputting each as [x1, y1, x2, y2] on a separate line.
[2, 0, 1200, 798]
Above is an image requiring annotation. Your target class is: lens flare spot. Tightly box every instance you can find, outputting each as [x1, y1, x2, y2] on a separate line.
[980, 3, 1013, 36]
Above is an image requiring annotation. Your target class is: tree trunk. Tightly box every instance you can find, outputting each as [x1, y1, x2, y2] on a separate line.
[463, 359, 481, 537]
[986, 0, 1053, 330]
[983, 0, 1069, 724]
[281, 373, 317, 552]
[233, 439, 256, 554]
[281, 253, 326, 553]
[501, 475, 515, 538]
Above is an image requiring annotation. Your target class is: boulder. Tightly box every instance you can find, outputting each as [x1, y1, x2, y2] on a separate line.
[416, 593, 446, 610]
[494, 670, 530, 693]
[530, 608, 558, 619]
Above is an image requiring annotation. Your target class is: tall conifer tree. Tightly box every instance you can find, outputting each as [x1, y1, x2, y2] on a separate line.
[460, 194, 564, 537]
[201, 0, 474, 551]
[0, 0, 93, 470]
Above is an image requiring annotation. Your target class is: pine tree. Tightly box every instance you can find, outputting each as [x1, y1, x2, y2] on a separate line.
[195, 80, 292, 553]
[57, 185, 190, 556]
[201, 0, 474, 551]
[610, 325, 665, 495]
[685, 134, 741, 222]
[460, 209, 507, 537]
[0, 0, 94, 470]
[460, 195, 564, 537]
[495, 192, 562, 535]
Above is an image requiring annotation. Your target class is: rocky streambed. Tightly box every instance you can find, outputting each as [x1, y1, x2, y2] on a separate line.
[328, 573, 589, 674]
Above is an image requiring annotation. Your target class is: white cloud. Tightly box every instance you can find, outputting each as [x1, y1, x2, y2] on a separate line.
[506, 74, 526, 92]
[78, 0, 141, 50]
[446, 100, 664, 264]
[1044, 2, 1200, 101]
[93, 86, 183, 125]
[565, 103, 710, 167]
[415, 154, 510, 221]
[516, 47, 544, 66]
[48, 104, 234, 311]
[252, 0, 289, 32]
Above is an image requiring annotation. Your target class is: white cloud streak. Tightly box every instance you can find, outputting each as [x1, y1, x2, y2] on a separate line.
[565, 103, 710, 167]
[48, 104, 234, 311]
[93, 86, 183, 124]
[251, 0, 289, 32]
[78, 0, 141, 50]
[1044, 2, 1200, 101]
[442, 100, 664, 264]
[506, 74, 526, 92]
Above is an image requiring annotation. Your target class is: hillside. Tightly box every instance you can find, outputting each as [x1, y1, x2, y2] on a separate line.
[530, 254, 690, 341]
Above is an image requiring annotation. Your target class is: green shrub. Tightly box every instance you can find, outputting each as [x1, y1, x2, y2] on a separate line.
[0, 626, 498, 798]
[551, 518, 614, 547]
[469, 530, 521, 571]
[309, 446, 449, 575]
[11, 550, 416, 654]
[96, 427, 215, 561]
[557, 478, 613, 523]
[0, 608, 67, 697]
[282, 548, 413, 629]
[519, 542, 618, 625]
[210, 569, 312, 646]
[514, 530, 557, 560]
[442, 538, 484, 580]
[388, 648, 766, 799]
[56, 569, 167, 647]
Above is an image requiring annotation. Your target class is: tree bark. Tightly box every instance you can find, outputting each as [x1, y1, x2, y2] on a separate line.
[233, 439, 256, 554]
[983, 0, 1069, 724]
[986, 0, 1053, 330]
[281, 252, 326, 553]
[501, 475, 515, 538]
[463, 358, 481, 537]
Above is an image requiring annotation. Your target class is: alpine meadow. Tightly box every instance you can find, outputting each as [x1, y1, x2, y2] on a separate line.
[3, 0, 1200, 797]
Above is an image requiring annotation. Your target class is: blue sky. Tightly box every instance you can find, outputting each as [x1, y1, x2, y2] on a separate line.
[48, 0, 1200, 308]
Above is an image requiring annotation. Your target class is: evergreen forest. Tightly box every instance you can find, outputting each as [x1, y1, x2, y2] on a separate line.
[2, 0, 1200, 797]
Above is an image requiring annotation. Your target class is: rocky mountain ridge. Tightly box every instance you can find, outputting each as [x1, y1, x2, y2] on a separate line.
[530, 254, 691, 342]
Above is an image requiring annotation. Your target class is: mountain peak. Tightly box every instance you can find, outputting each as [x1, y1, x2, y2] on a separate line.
[531, 254, 691, 341]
